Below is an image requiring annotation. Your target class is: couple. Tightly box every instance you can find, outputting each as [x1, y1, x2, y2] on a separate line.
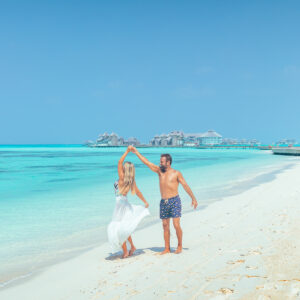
[107, 146, 198, 258]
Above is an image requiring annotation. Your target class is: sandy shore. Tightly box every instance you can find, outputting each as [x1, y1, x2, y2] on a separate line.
[1, 161, 300, 300]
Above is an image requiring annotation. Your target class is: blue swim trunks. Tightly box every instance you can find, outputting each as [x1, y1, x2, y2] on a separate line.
[160, 195, 182, 219]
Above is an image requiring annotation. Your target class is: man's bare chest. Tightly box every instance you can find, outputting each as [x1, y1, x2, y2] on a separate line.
[159, 173, 178, 186]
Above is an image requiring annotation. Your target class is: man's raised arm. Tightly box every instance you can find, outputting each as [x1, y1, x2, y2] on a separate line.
[130, 146, 160, 173]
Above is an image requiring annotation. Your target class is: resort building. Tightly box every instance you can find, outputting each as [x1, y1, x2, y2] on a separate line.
[149, 130, 223, 146]
[276, 139, 296, 145]
[95, 132, 121, 146]
[124, 137, 140, 146]
[199, 130, 222, 145]
[183, 133, 202, 147]
[221, 138, 261, 146]
[87, 132, 141, 147]
[170, 131, 184, 146]
[221, 138, 238, 145]
[248, 139, 260, 145]
[150, 131, 184, 147]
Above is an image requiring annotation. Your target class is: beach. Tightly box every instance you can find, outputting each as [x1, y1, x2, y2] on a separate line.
[1, 158, 300, 299]
[1, 146, 292, 286]
[2, 0, 300, 298]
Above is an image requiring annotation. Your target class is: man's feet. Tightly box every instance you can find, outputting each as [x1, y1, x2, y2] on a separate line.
[159, 248, 171, 255]
[129, 246, 136, 256]
[122, 251, 129, 259]
[174, 246, 182, 254]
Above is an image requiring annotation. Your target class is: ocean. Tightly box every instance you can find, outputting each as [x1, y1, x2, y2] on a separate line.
[0, 145, 296, 287]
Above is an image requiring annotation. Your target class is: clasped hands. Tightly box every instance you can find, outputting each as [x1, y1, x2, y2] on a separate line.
[127, 145, 137, 153]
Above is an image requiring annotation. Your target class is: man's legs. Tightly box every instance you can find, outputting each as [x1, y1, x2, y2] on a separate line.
[173, 217, 182, 254]
[160, 218, 171, 255]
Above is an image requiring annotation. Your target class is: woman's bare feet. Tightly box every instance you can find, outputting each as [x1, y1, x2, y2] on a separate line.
[174, 246, 182, 254]
[159, 248, 171, 255]
[122, 251, 129, 259]
[129, 246, 136, 256]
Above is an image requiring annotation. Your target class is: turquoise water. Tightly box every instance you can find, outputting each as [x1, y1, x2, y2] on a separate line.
[0, 145, 295, 286]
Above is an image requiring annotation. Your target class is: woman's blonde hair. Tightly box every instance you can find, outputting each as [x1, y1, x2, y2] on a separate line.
[119, 161, 136, 195]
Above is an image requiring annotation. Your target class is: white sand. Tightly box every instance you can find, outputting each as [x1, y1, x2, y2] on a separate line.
[1, 162, 300, 300]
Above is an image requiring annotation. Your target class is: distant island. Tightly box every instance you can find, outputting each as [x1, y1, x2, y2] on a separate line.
[85, 130, 264, 148]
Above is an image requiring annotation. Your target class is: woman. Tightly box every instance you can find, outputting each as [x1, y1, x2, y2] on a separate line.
[107, 147, 150, 258]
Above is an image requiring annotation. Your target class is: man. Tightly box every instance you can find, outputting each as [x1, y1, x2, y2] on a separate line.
[128, 146, 198, 254]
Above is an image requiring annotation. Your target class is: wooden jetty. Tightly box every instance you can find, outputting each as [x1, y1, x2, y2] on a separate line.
[272, 147, 300, 156]
[197, 145, 260, 149]
[258, 145, 273, 150]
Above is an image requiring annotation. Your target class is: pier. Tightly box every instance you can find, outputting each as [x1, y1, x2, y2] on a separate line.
[197, 145, 260, 149]
[272, 147, 300, 156]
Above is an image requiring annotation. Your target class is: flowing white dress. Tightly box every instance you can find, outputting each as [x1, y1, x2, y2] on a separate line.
[107, 181, 150, 253]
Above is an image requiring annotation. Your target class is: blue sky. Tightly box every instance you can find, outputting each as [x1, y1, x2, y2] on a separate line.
[1, 0, 300, 144]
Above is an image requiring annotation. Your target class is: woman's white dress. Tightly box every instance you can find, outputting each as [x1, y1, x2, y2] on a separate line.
[107, 181, 150, 253]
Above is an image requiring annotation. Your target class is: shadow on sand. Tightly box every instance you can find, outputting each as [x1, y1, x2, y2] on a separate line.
[105, 246, 189, 260]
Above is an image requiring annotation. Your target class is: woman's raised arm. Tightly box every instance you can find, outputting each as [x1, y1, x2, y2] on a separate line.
[118, 147, 130, 180]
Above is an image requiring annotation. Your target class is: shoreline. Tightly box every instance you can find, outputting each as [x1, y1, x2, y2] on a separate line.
[0, 162, 300, 299]
[0, 160, 296, 291]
